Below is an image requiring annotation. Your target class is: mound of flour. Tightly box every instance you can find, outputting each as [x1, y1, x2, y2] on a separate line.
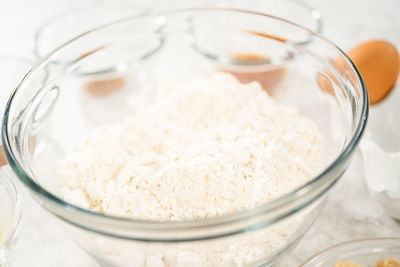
[57, 72, 322, 266]
[58, 72, 321, 220]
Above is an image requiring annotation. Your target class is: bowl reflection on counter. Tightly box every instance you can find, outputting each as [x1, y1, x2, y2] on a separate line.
[2, 8, 367, 266]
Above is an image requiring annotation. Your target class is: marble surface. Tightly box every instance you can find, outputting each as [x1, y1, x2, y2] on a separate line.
[1, 0, 400, 266]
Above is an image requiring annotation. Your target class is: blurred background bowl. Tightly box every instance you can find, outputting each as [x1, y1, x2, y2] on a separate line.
[0, 57, 30, 267]
[33, 0, 321, 77]
[158, 0, 322, 35]
[33, 0, 147, 62]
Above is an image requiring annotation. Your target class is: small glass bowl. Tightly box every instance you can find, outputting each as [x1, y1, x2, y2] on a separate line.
[0, 57, 32, 117]
[33, 0, 320, 77]
[300, 238, 400, 266]
[33, 0, 147, 60]
[0, 57, 29, 266]
[191, 0, 322, 34]
[0, 166, 22, 267]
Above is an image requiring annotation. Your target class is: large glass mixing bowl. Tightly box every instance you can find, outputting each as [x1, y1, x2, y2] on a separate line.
[2, 9, 368, 266]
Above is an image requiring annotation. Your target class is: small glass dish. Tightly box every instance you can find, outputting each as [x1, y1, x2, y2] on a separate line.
[199, 0, 322, 35]
[0, 57, 29, 266]
[0, 166, 22, 267]
[0, 57, 32, 117]
[33, 0, 147, 60]
[300, 238, 400, 266]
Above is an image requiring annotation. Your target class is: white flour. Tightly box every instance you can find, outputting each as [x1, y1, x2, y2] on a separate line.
[57, 72, 322, 266]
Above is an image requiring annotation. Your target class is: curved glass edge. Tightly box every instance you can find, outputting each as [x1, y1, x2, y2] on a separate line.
[0, 166, 23, 259]
[33, 0, 149, 59]
[2, 8, 368, 240]
[300, 238, 400, 266]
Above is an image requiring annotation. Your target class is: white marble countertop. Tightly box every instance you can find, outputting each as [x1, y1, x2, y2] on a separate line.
[1, 0, 400, 266]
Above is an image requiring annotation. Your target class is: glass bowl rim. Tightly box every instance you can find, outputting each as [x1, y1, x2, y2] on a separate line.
[2, 7, 368, 232]
[299, 237, 400, 266]
[33, 0, 323, 76]
[32, 0, 322, 59]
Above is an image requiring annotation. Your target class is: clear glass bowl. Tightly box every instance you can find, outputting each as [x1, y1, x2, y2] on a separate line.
[0, 57, 29, 267]
[300, 238, 400, 266]
[33, 0, 321, 76]
[0, 167, 22, 267]
[2, 8, 368, 267]
[160, 0, 322, 34]
[0, 57, 32, 117]
[33, 0, 147, 60]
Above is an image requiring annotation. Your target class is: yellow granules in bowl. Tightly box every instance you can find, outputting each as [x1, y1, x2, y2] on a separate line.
[335, 257, 400, 267]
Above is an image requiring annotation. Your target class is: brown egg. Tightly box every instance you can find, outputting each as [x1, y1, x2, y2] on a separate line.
[85, 76, 126, 97]
[0, 146, 6, 167]
[244, 31, 287, 43]
[316, 68, 347, 98]
[224, 53, 286, 94]
[233, 53, 267, 61]
[317, 71, 336, 96]
[0, 136, 36, 167]
[347, 40, 400, 105]
[28, 135, 36, 157]
[77, 46, 105, 62]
